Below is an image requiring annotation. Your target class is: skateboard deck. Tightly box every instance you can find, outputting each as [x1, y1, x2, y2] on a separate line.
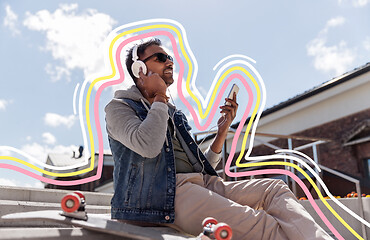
[1, 191, 228, 239]
[1, 210, 202, 240]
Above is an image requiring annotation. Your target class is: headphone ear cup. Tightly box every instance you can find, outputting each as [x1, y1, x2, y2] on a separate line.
[131, 60, 147, 78]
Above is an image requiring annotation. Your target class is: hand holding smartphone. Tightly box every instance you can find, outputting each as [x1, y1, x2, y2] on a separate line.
[221, 84, 239, 117]
[225, 84, 239, 106]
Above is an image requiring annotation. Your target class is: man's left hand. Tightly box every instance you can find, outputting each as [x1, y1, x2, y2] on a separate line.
[217, 92, 238, 136]
[210, 92, 238, 154]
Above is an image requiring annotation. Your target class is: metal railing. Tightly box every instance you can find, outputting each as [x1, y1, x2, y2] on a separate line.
[194, 130, 367, 239]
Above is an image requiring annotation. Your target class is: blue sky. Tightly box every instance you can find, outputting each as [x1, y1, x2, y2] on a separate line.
[0, 0, 369, 188]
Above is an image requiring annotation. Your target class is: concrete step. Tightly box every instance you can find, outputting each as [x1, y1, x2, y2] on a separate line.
[0, 186, 112, 205]
[0, 228, 130, 240]
[0, 187, 194, 239]
[0, 200, 110, 227]
[0, 186, 112, 228]
[0, 227, 195, 240]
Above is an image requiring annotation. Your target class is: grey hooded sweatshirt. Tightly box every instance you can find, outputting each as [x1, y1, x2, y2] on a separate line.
[105, 85, 221, 171]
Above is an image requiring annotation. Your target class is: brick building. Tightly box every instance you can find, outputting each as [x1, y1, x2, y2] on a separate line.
[43, 147, 114, 192]
[206, 62, 370, 198]
[44, 63, 370, 198]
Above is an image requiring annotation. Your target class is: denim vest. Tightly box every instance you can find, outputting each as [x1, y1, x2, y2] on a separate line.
[109, 99, 218, 223]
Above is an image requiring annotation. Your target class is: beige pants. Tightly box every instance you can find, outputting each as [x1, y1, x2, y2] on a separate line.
[169, 173, 333, 240]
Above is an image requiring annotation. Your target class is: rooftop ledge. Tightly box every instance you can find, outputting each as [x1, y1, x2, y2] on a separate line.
[1, 186, 370, 239]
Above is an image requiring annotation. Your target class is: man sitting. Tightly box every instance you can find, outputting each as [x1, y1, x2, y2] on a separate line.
[105, 38, 332, 239]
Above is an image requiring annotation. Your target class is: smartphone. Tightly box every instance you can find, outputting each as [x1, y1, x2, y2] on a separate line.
[225, 84, 239, 106]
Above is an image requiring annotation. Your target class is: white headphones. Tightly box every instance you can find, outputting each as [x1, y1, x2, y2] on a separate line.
[131, 45, 147, 78]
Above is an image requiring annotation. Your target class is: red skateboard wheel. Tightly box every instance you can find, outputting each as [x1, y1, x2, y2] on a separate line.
[61, 193, 81, 213]
[202, 217, 218, 227]
[214, 223, 232, 240]
[73, 191, 86, 201]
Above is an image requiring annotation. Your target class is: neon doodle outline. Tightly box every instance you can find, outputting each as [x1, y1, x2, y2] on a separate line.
[0, 19, 368, 239]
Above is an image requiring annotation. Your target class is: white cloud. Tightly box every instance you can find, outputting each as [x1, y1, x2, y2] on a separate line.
[23, 3, 117, 82]
[353, 0, 369, 6]
[42, 132, 57, 145]
[0, 178, 17, 187]
[337, 0, 369, 6]
[0, 177, 44, 188]
[21, 142, 77, 163]
[3, 5, 20, 36]
[26, 181, 45, 189]
[363, 37, 370, 51]
[44, 113, 76, 128]
[21, 142, 47, 162]
[0, 99, 8, 110]
[0, 148, 12, 156]
[325, 16, 345, 29]
[45, 63, 71, 82]
[317, 16, 346, 35]
[307, 17, 356, 76]
[307, 39, 355, 76]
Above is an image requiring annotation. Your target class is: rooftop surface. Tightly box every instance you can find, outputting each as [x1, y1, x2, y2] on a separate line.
[0, 186, 369, 239]
[231, 62, 370, 129]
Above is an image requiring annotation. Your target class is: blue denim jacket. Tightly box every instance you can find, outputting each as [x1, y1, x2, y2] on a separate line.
[109, 99, 218, 223]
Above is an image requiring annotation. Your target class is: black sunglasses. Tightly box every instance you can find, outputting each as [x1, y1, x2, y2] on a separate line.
[142, 52, 173, 63]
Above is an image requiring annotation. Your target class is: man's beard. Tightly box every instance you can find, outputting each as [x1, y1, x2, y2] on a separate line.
[162, 74, 174, 86]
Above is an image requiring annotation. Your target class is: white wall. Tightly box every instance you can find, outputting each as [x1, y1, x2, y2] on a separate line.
[219, 70, 370, 148]
[256, 72, 370, 138]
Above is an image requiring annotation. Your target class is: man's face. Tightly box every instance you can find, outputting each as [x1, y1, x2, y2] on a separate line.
[140, 45, 174, 86]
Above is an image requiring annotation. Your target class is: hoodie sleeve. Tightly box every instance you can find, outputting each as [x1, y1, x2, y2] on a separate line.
[204, 147, 221, 169]
[105, 100, 169, 158]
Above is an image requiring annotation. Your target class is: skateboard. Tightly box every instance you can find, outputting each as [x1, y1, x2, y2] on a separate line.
[200, 217, 232, 240]
[1, 191, 232, 240]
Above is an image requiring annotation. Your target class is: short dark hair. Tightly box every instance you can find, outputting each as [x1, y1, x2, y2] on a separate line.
[126, 38, 162, 82]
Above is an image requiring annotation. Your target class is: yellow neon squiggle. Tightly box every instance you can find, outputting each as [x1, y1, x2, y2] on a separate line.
[9, 23, 245, 177]
[232, 68, 260, 163]
[0, 25, 184, 176]
[73, 22, 369, 239]
[0, 23, 246, 176]
[238, 161, 364, 240]
[230, 66, 363, 239]
[0, 156, 94, 177]
[0, 21, 364, 238]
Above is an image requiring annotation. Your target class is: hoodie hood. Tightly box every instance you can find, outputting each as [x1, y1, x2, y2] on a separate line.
[114, 85, 149, 104]
[113, 84, 175, 109]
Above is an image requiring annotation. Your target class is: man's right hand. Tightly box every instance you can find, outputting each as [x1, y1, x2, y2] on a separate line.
[137, 68, 167, 99]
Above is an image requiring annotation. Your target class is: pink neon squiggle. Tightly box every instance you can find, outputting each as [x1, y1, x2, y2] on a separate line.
[0, 163, 100, 186]
[0, 31, 184, 185]
[0, 34, 161, 185]
[1, 25, 343, 239]
[176, 60, 256, 131]
[219, 93, 342, 238]
[2, 30, 251, 185]
[93, 29, 343, 240]
[228, 169, 344, 240]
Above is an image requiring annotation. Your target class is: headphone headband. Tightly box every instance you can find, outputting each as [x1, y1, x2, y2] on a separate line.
[131, 44, 147, 78]
[132, 45, 139, 61]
